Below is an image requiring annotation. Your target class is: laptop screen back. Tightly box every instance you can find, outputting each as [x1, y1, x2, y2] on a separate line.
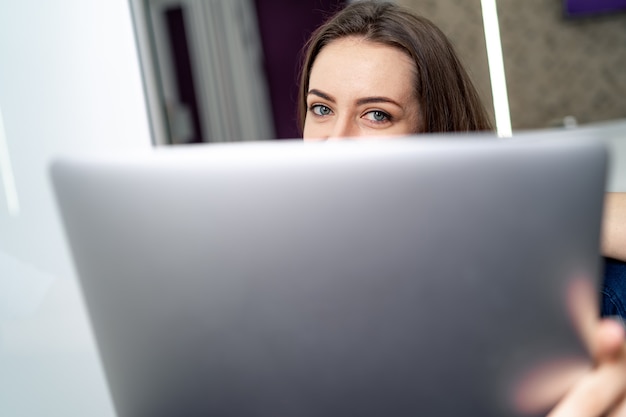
[50, 135, 607, 417]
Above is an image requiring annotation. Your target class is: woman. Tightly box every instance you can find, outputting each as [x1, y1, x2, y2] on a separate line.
[297, 1, 626, 415]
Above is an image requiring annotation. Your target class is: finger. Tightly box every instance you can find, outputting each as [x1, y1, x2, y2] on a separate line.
[512, 359, 589, 414]
[547, 362, 626, 417]
[566, 277, 599, 355]
[608, 396, 626, 417]
[595, 319, 626, 361]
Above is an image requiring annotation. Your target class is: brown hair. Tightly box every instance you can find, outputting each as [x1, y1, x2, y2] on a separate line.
[297, 0, 493, 134]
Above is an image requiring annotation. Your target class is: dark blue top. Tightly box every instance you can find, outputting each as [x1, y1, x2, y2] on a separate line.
[601, 257, 626, 324]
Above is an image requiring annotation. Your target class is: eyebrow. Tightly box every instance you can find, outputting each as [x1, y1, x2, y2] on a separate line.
[308, 89, 335, 103]
[308, 89, 402, 108]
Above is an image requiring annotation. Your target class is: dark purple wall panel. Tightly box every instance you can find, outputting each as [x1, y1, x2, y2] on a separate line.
[254, 0, 345, 139]
[565, 0, 626, 16]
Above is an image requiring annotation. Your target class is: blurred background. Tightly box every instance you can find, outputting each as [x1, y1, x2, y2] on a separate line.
[0, 0, 624, 416]
[130, 0, 346, 144]
[396, 0, 626, 131]
[131, 0, 626, 144]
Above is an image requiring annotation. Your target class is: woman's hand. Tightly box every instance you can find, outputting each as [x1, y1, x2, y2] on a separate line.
[513, 279, 626, 416]
[550, 278, 626, 417]
[548, 319, 626, 417]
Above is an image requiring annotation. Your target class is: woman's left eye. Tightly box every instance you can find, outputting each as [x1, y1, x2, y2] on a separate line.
[363, 110, 391, 123]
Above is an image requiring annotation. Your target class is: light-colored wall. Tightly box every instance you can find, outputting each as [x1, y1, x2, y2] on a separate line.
[0, 1, 150, 416]
[498, 0, 626, 129]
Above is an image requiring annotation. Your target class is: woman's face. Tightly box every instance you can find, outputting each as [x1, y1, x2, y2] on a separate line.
[303, 37, 422, 141]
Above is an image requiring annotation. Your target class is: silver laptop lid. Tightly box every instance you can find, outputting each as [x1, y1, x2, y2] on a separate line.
[51, 135, 607, 417]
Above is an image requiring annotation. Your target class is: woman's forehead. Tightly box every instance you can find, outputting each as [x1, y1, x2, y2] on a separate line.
[309, 37, 417, 100]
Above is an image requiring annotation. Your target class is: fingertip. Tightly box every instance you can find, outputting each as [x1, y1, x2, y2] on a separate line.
[596, 318, 626, 358]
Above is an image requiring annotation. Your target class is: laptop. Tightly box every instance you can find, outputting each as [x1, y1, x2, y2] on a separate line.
[50, 134, 607, 417]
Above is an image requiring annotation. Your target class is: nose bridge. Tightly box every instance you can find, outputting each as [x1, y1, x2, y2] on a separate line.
[329, 113, 356, 140]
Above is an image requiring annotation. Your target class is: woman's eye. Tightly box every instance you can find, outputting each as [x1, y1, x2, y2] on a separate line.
[364, 110, 391, 123]
[310, 104, 332, 116]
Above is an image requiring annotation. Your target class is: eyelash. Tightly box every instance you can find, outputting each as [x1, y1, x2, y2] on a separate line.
[308, 104, 393, 125]
[309, 104, 332, 117]
[363, 110, 392, 124]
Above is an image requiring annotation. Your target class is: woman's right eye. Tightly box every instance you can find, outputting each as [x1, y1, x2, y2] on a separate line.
[310, 104, 332, 116]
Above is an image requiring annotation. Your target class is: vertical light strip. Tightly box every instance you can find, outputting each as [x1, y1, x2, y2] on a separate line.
[480, 0, 513, 137]
[0, 106, 20, 216]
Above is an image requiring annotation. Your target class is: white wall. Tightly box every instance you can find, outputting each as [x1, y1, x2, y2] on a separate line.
[0, 1, 150, 415]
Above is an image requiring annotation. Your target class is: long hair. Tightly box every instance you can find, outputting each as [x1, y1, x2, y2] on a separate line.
[297, 1, 493, 134]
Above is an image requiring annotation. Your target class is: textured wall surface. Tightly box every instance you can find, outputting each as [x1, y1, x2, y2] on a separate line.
[497, 0, 626, 129]
[396, 0, 626, 130]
